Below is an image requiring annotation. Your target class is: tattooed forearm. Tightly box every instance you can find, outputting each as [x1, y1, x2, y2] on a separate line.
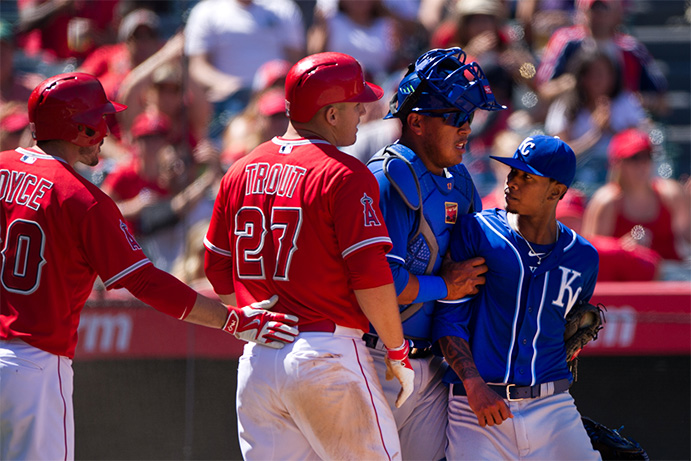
[439, 336, 481, 381]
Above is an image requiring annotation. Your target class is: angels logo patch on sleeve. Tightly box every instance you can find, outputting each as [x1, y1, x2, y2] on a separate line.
[120, 220, 142, 251]
[360, 193, 381, 227]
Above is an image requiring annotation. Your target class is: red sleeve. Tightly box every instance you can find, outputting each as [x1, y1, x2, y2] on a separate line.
[331, 161, 392, 259]
[344, 245, 394, 290]
[80, 194, 150, 286]
[203, 174, 235, 295]
[119, 264, 198, 320]
[204, 248, 235, 295]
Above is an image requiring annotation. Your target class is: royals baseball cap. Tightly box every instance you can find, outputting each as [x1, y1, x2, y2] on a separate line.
[490, 135, 576, 187]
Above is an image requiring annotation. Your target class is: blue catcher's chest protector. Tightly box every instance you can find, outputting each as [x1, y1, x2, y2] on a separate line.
[368, 143, 478, 321]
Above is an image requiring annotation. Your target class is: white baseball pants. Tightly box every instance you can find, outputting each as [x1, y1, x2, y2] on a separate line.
[370, 348, 448, 460]
[0, 339, 74, 461]
[446, 389, 601, 460]
[236, 326, 402, 460]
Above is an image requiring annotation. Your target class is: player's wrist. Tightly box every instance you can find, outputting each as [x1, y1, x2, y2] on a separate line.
[222, 306, 241, 335]
[412, 275, 447, 303]
[386, 340, 410, 361]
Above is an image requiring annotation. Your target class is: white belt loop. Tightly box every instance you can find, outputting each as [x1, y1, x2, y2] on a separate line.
[333, 325, 365, 338]
[541, 381, 554, 397]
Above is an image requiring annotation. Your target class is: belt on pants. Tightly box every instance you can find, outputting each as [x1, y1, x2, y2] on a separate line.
[362, 333, 433, 359]
[299, 320, 336, 333]
[451, 378, 571, 401]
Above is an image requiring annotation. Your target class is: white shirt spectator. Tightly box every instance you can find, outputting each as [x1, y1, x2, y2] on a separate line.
[184, 0, 304, 87]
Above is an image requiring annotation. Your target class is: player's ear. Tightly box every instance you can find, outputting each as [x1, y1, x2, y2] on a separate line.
[406, 113, 423, 135]
[549, 182, 568, 201]
[323, 104, 339, 126]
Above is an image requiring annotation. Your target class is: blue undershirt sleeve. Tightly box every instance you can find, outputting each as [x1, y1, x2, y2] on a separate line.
[412, 275, 448, 303]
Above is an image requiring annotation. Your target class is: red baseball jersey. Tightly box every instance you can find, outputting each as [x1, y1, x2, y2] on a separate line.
[0, 147, 151, 358]
[204, 137, 392, 331]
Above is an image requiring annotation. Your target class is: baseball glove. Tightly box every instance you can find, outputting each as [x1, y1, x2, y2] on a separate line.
[582, 417, 649, 460]
[564, 300, 605, 380]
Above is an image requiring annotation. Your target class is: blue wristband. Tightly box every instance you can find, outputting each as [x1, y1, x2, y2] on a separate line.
[412, 275, 448, 304]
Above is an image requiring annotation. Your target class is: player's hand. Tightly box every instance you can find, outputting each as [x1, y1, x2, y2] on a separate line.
[440, 255, 488, 300]
[223, 295, 299, 349]
[384, 341, 415, 408]
[464, 378, 513, 427]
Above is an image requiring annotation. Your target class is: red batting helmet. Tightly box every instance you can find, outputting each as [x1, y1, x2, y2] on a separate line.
[284, 52, 383, 123]
[28, 72, 126, 147]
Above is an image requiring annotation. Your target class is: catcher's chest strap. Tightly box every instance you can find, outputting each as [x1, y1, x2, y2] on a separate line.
[451, 378, 571, 401]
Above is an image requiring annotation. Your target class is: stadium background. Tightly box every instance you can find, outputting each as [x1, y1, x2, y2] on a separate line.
[0, 0, 688, 459]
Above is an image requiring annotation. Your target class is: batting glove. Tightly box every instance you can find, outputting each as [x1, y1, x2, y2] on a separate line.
[385, 340, 415, 408]
[223, 295, 299, 349]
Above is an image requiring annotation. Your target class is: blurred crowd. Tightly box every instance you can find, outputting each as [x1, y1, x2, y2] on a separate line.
[1, 0, 689, 282]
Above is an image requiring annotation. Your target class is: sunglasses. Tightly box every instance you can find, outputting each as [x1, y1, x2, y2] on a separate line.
[418, 111, 474, 128]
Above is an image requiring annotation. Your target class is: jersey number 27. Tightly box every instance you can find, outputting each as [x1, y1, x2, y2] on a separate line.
[235, 206, 302, 281]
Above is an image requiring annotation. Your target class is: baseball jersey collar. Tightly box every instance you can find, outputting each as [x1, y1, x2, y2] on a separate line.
[15, 147, 69, 164]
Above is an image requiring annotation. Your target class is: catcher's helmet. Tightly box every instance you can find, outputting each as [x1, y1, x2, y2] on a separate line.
[28, 72, 126, 147]
[387, 47, 505, 124]
[285, 52, 383, 123]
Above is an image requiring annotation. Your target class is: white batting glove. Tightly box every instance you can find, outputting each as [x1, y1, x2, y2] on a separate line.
[223, 295, 299, 349]
[385, 340, 415, 408]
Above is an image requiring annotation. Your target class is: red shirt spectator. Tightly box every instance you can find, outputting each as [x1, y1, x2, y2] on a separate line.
[582, 128, 690, 261]
[79, 8, 161, 100]
[17, 0, 119, 62]
[101, 112, 173, 233]
[556, 189, 661, 281]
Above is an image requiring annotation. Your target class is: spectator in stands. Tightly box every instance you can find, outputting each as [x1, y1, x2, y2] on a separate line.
[220, 58, 292, 166]
[582, 128, 690, 262]
[78, 8, 162, 100]
[0, 102, 32, 151]
[101, 112, 174, 233]
[307, 0, 403, 81]
[557, 188, 662, 281]
[221, 88, 289, 167]
[16, 0, 119, 64]
[116, 32, 212, 153]
[544, 47, 650, 196]
[102, 111, 222, 271]
[183, 0, 305, 137]
[536, 0, 668, 116]
[0, 19, 44, 107]
[251, 58, 292, 95]
[171, 219, 215, 292]
[430, 0, 535, 80]
[431, 0, 509, 57]
[428, 0, 527, 157]
[514, 0, 575, 54]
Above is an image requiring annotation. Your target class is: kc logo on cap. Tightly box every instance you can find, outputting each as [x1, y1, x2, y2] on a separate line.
[490, 135, 576, 188]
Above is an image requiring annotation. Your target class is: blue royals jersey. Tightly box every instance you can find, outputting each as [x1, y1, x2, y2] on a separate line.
[434, 208, 599, 387]
[368, 144, 480, 340]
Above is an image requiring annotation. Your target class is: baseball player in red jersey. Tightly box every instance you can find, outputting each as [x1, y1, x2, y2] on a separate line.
[0, 73, 298, 461]
[204, 52, 414, 460]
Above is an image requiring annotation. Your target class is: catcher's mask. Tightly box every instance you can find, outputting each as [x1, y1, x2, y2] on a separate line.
[386, 47, 505, 125]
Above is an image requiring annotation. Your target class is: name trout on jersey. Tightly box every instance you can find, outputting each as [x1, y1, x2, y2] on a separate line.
[243, 161, 383, 228]
[244, 162, 306, 198]
[0, 169, 54, 210]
